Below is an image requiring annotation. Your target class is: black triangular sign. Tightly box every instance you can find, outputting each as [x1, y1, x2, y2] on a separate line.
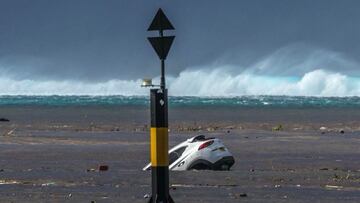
[147, 8, 175, 31]
[148, 36, 175, 60]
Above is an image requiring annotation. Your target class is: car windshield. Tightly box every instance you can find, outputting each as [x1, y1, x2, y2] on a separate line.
[169, 146, 187, 165]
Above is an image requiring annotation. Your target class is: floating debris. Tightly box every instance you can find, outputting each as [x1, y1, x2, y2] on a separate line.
[231, 193, 248, 199]
[99, 165, 109, 171]
[319, 126, 327, 131]
[325, 185, 343, 190]
[272, 124, 283, 131]
[0, 180, 20, 185]
[320, 126, 328, 134]
[3, 128, 16, 136]
[41, 182, 56, 187]
[206, 127, 215, 132]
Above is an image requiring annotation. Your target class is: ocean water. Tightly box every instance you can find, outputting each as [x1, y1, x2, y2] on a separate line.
[1, 69, 360, 97]
[0, 95, 359, 108]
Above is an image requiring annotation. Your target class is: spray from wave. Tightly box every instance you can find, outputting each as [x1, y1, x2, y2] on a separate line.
[0, 69, 359, 96]
[169, 69, 360, 96]
[0, 77, 147, 96]
[0, 44, 359, 96]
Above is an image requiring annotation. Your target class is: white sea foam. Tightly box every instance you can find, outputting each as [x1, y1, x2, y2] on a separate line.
[0, 44, 359, 96]
[0, 77, 147, 96]
[169, 69, 360, 96]
[0, 69, 359, 96]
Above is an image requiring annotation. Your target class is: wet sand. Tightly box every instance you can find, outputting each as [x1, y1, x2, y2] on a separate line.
[0, 106, 359, 202]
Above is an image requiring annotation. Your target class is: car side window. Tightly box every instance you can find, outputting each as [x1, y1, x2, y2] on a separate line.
[169, 146, 187, 165]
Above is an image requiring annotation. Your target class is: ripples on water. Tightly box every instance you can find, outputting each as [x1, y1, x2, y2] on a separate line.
[0, 95, 359, 108]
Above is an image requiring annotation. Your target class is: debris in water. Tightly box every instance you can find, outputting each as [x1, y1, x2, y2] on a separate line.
[272, 124, 283, 131]
[232, 193, 248, 199]
[3, 129, 16, 136]
[41, 182, 56, 187]
[0, 180, 20, 185]
[99, 165, 109, 171]
[206, 127, 215, 132]
[319, 126, 327, 131]
[325, 185, 343, 190]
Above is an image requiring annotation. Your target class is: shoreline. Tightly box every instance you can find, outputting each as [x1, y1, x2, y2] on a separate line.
[1, 105, 360, 133]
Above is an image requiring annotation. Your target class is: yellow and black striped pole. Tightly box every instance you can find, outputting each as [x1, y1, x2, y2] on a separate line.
[149, 88, 173, 203]
[147, 8, 175, 203]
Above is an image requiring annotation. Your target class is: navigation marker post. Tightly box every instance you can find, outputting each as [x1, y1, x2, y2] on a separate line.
[146, 8, 175, 203]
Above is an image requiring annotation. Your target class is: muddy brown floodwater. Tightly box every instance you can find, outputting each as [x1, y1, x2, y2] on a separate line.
[0, 106, 359, 202]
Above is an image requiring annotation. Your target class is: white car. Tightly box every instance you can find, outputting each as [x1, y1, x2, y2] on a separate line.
[143, 135, 235, 171]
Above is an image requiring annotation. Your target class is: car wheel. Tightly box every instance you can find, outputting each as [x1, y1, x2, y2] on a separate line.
[188, 161, 212, 170]
[220, 164, 230, 171]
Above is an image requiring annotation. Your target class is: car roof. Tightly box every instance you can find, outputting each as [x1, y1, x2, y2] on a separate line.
[187, 135, 216, 143]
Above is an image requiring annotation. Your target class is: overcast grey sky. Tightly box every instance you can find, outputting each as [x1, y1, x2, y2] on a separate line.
[0, 0, 359, 81]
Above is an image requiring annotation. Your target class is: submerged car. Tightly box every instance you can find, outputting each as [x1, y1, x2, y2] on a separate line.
[143, 135, 235, 171]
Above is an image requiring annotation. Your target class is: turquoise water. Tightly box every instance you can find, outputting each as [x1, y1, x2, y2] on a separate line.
[0, 95, 359, 108]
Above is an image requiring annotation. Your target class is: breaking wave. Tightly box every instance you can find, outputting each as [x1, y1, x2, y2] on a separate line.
[1, 44, 359, 96]
[169, 69, 360, 96]
[0, 69, 359, 96]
